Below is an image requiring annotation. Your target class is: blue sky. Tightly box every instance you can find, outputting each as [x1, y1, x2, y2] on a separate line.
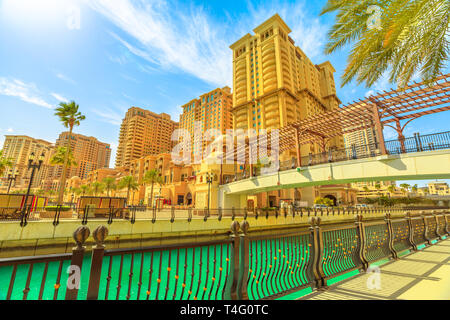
[0, 0, 448, 187]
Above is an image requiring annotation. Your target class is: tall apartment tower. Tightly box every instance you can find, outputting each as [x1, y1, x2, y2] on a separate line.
[48, 132, 111, 181]
[344, 128, 378, 155]
[115, 107, 179, 168]
[179, 87, 233, 158]
[0, 135, 54, 189]
[229, 14, 344, 156]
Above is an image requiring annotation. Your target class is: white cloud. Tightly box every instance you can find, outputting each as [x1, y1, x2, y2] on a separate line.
[365, 73, 393, 98]
[87, 0, 232, 86]
[87, 1, 329, 87]
[51, 92, 69, 102]
[0, 77, 54, 109]
[92, 108, 124, 126]
[245, 1, 329, 59]
[55, 72, 77, 85]
[6, 128, 13, 133]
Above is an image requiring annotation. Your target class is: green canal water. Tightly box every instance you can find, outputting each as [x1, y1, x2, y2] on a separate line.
[0, 246, 232, 301]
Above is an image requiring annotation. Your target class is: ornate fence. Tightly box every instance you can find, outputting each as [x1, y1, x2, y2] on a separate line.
[0, 209, 448, 300]
[230, 131, 450, 182]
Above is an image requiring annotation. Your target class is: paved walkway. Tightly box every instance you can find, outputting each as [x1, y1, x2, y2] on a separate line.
[301, 238, 450, 300]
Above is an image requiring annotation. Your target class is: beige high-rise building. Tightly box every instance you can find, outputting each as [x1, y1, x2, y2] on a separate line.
[0, 135, 54, 190]
[229, 14, 348, 207]
[229, 14, 343, 157]
[46, 132, 111, 182]
[115, 107, 179, 168]
[344, 127, 379, 156]
[179, 87, 233, 158]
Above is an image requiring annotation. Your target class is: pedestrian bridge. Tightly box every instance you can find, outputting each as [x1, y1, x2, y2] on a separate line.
[219, 149, 450, 208]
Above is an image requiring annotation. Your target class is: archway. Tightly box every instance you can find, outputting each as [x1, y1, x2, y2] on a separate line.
[324, 194, 337, 206]
[247, 199, 255, 211]
[294, 189, 301, 201]
[186, 193, 193, 206]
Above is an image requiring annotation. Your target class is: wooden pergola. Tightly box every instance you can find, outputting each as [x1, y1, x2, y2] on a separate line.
[230, 73, 450, 175]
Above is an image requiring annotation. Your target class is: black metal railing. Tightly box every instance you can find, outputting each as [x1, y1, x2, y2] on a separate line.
[1, 205, 448, 226]
[385, 131, 450, 155]
[229, 131, 450, 183]
[0, 209, 448, 300]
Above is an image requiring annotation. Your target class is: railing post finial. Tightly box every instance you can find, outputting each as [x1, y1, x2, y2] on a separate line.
[92, 226, 108, 247]
[73, 226, 90, 249]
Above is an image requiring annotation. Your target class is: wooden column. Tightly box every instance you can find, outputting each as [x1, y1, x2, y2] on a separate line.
[293, 126, 302, 168]
[371, 103, 387, 155]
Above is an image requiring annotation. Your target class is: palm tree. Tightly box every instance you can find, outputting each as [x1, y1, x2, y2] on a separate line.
[54, 101, 85, 205]
[118, 176, 139, 205]
[0, 150, 13, 177]
[320, 0, 449, 88]
[80, 185, 91, 197]
[90, 182, 105, 196]
[387, 185, 396, 198]
[72, 187, 81, 202]
[375, 183, 381, 194]
[412, 184, 418, 194]
[143, 169, 163, 207]
[102, 177, 117, 197]
[47, 189, 56, 202]
[400, 183, 411, 196]
[50, 147, 77, 167]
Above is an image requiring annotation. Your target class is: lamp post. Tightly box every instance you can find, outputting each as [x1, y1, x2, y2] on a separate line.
[7, 168, 19, 194]
[206, 172, 214, 212]
[21, 152, 45, 227]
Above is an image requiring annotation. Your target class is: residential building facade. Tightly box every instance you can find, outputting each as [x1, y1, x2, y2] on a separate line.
[0, 135, 54, 191]
[115, 107, 179, 168]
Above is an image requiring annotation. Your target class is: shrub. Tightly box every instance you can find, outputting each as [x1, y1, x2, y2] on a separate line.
[45, 206, 71, 212]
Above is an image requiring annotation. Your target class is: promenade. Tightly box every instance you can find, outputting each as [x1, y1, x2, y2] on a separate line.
[301, 238, 450, 300]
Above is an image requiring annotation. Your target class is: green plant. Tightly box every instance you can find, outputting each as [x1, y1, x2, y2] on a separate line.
[50, 146, 78, 167]
[321, 0, 449, 88]
[118, 176, 139, 203]
[102, 177, 117, 197]
[90, 182, 105, 196]
[45, 206, 71, 212]
[54, 101, 85, 205]
[314, 197, 334, 207]
[143, 169, 163, 207]
[0, 150, 13, 177]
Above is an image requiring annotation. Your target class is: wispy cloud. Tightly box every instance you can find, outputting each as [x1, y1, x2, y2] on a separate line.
[244, 1, 329, 59]
[55, 72, 77, 85]
[87, 0, 329, 87]
[0, 77, 54, 109]
[120, 73, 140, 83]
[51, 92, 69, 103]
[365, 73, 393, 98]
[87, 1, 231, 86]
[92, 108, 124, 126]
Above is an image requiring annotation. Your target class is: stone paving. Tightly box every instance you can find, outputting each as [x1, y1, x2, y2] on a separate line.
[300, 238, 450, 300]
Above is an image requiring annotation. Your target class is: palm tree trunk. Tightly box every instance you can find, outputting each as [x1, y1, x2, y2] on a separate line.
[58, 127, 73, 205]
[149, 182, 154, 207]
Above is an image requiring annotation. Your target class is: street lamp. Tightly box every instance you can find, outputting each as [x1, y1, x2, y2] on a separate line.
[7, 168, 19, 194]
[206, 172, 214, 212]
[21, 152, 45, 227]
